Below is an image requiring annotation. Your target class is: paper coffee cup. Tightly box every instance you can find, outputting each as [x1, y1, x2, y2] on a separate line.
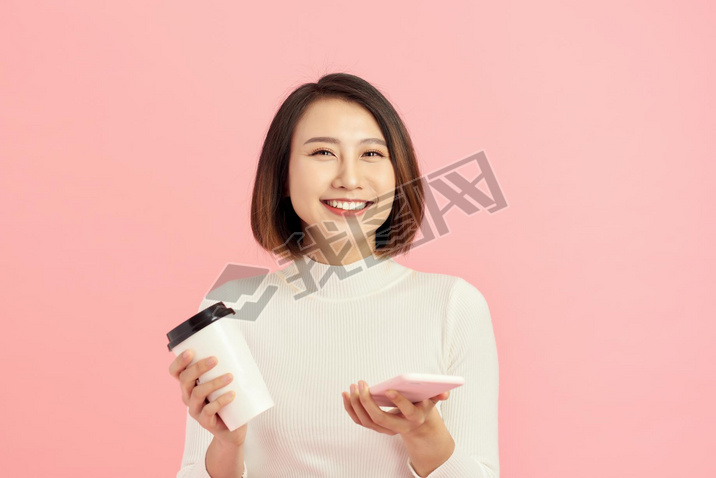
[167, 302, 275, 431]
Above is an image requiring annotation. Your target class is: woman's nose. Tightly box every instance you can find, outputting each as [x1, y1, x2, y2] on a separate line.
[332, 159, 361, 189]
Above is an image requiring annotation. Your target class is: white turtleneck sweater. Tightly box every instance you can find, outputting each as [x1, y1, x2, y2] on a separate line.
[176, 255, 499, 478]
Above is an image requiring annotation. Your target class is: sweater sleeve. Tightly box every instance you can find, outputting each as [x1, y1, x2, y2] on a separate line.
[176, 297, 248, 478]
[405, 277, 500, 478]
[176, 407, 248, 478]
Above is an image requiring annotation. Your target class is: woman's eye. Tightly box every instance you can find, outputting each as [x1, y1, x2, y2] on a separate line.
[310, 149, 334, 156]
[309, 149, 386, 158]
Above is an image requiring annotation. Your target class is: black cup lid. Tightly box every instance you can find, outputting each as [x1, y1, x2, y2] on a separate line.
[167, 302, 236, 351]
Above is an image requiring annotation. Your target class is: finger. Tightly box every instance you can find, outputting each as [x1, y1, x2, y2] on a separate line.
[201, 390, 237, 429]
[179, 355, 218, 385]
[342, 392, 360, 425]
[349, 383, 394, 435]
[384, 389, 423, 425]
[179, 356, 218, 405]
[189, 372, 233, 418]
[350, 384, 388, 431]
[189, 372, 233, 417]
[415, 398, 438, 416]
[357, 381, 402, 433]
[435, 390, 450, 400]
[169, 349, 193, 379]
[428, 390, 450, 405]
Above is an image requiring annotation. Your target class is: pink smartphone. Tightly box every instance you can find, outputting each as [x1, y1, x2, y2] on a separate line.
[367, 373, 465, 407]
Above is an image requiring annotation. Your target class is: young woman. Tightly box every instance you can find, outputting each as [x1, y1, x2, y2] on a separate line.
[168, 73, 499, 478]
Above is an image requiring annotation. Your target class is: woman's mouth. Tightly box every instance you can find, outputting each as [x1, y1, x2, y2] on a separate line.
[320, 199, 374, 215]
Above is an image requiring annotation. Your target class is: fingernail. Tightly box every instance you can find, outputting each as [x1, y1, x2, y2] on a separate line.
[182, 350, 190, 359]
[359, 381, 365, 392]
[386, 390, 397, 398]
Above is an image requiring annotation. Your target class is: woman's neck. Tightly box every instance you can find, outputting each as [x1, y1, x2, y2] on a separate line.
[303, 236, 379, 266]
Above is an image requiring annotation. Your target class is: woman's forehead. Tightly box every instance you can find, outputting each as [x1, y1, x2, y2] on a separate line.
[293, 99, 385, 143]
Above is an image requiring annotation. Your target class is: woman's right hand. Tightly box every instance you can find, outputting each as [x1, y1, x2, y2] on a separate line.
[169, 349, 248, 447]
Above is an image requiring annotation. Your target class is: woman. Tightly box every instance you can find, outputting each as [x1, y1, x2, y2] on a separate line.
[168, 73, 499, 477]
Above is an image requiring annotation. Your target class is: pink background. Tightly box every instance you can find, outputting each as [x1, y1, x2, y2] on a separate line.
[1, 1, 713, 476]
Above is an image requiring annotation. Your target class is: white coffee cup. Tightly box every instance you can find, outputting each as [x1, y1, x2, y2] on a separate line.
[167, 302, 274, 431]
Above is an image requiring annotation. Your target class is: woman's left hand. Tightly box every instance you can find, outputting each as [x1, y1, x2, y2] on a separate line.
[342, 380, 450, 437]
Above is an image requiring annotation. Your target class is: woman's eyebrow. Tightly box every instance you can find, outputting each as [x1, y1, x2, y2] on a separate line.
[303, 136, 386, 147]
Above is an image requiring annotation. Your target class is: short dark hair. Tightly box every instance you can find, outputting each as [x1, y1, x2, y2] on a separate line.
[250, 72, 425, 262]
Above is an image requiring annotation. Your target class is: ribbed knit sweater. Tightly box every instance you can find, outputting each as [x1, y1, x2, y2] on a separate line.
[176, 254, 499, 477]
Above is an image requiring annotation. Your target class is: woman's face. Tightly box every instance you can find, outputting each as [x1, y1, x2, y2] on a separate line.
[286, 97, 396, 262]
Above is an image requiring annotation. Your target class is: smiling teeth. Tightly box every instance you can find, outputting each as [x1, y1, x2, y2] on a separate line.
[327, 200, 368, 210]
